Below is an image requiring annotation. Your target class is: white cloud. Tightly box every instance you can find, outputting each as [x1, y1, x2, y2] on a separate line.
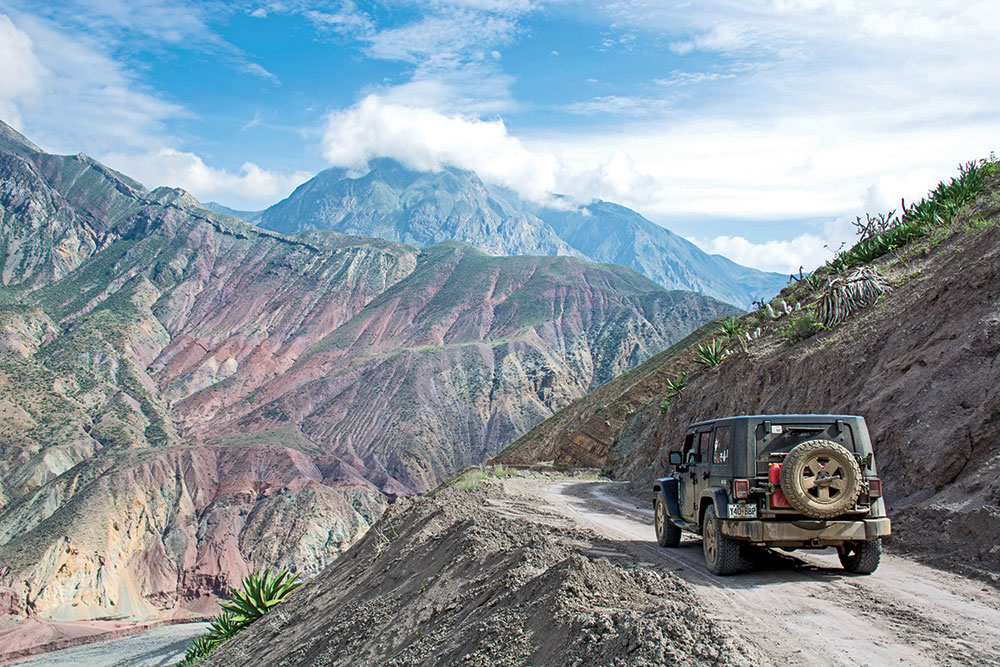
[322, 94, 559, 202]
[562, 95, 674, 116]
[0, 11, 299, 209]
[20, 0, 277, 81]
[303, 0, 535, 115]
[0, 14, 46, 127]
[104, 148, 311, 208]
[654, 70, 736, 86]
[1, 11, 182, 154]
[691, 234, 832, 275]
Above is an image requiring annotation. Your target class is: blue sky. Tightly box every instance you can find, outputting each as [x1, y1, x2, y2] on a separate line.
[1, 1, 998, 272]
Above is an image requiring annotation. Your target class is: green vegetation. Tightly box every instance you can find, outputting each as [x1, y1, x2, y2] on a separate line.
[179, 568, 303, 666]
[717, 316, 744, 340]
[694, 339, 727, 368]
[448, 465, 520, 491]
[659, 375, 688, 413]
[780, 309, 825, 345]
[828, 156, 998, 272]
[221, 568, 302, 622]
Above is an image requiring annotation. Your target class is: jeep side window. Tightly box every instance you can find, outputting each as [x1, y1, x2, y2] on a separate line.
[713, 425, 731, 464]
[698, 431, 712, 463]
[683, 433, 696, 463]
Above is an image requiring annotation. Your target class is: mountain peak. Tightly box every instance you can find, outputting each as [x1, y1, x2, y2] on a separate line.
[258, 164, 785, 308]
[0, 119, 42, 154]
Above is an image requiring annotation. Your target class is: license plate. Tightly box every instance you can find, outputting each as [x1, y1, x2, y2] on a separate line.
[728, 503, 758, 519]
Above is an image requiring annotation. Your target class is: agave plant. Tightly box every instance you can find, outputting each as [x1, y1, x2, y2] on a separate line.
[717, 316, 744, 340]
[664, 375, 687, 395]
[220, 568, 302, 624]
[178, 634, 222, 666]
[208, 611, 247, 639]
[817, 267, 892, 328]
[695, 339, 727, 368]
[176, 568, 303, 666]
[659, 375, 688, 413]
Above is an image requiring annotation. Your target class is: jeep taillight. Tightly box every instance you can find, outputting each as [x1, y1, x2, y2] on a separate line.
[867, 477, 882, 498]
[733, 479, 750, 499]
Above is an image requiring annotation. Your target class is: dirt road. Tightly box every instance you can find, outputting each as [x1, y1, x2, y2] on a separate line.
[504, 477, 1000, 667]
[7, 622, 208, 667]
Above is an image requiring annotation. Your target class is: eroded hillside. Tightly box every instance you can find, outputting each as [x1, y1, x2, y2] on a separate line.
[0, 121, 736, 621]
[501, 159, 1000, 582]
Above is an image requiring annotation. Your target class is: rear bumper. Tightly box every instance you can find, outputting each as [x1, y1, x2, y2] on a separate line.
[720, 517, 891, 546]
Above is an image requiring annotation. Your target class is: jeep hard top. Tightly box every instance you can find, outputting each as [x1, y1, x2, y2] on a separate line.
[652, 414, 891, 575]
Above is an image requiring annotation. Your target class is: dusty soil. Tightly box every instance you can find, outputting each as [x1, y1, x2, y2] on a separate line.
[204, 475, 769, 667]
[517, 477, 1000, 666]
[205, 472, 1000, 666]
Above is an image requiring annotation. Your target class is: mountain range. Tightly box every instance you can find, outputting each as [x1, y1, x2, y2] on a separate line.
[0, 120, 737, 621]
[206, 158, 786, 310]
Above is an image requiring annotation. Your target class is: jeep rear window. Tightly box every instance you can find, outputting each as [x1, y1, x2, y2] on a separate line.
[713, 425, 731, 464]
[755, 421, 856, 468]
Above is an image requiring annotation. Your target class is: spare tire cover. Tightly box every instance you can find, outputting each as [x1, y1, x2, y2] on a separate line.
[779, 439, 862, 518]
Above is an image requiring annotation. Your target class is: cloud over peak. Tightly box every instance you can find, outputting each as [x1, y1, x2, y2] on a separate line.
[322, 94, 559, 202]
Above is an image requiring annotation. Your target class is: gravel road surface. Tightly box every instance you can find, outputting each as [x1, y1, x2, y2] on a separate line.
[8, 623, 208, 667]
[505, 477, 1000, 667]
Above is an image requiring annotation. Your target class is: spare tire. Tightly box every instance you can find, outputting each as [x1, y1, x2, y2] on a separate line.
[780, 439, 862, 518]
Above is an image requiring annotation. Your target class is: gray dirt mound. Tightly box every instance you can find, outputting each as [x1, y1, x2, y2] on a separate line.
[204, 481, 765, 667]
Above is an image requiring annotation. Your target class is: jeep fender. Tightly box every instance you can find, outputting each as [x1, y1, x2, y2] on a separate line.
[652, 477, 681, 519]
[699, 487, 730, 524]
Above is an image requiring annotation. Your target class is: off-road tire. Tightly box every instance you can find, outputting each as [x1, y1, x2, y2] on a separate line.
[701, 505, 742, 575]
[838, 539, 882, 574]
[654, 497, 681, 547]
[780, 439, 862, 518]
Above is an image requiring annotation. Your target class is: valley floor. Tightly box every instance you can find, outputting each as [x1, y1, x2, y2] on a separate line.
[509, 477, 1000, 666]
[3, 622, 208, 667]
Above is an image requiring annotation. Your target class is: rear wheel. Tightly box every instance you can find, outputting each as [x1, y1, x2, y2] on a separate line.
[702, 505, 743, 575]
[654, 497, 681, 547]
[838, 539, 881, 574]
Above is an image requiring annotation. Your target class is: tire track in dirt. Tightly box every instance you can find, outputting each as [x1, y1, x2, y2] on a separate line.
[504, 477, 1000, 667]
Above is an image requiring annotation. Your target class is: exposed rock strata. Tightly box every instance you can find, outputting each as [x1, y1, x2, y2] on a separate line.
[0, 121, 736, 620]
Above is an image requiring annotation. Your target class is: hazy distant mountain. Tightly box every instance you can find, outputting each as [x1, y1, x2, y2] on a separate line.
[255, 159, 786, 308]
[257, 158, 580, 259]
[203, 200, 263, 223]
[532, 200, 785, 311]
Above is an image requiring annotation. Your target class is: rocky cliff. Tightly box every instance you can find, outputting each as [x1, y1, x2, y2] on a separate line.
[0, 121, 737, 621]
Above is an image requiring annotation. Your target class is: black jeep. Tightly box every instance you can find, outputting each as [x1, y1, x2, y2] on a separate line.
[652, 414, 891, 575]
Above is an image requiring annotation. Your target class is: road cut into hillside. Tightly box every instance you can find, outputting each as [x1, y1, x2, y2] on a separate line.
[203, 472, 1000, 667]
[510, 477, 1000, 667]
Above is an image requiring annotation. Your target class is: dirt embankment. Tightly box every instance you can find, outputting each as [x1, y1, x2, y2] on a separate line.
[612, 193, 1000, 582]
[496, 173, 1000, 584]
[203, 478, 766, 667]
